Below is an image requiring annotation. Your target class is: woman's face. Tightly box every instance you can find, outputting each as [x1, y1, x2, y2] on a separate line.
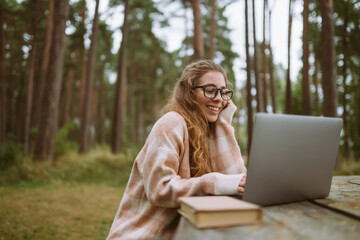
[194, 71, 228, 123]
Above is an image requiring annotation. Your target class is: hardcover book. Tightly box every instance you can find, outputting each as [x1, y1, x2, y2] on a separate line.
[178, 196, 262, 228]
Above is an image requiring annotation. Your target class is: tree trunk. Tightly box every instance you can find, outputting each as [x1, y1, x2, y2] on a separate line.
[63, 59, 75, 124]
[79, 0, 100, 153]
[245, 0, 253, 156]
[112, 0, 129, 154]
[33, 0, 69, 162]
[31, 0, 54, 132]
[320, 0, 339, 168]
[319, 0, 337, 117]
[6, 69, 14, 136]
[150, 58, 159, 122]
[285, 0, 293, 114]
[268, 6, 277, 113]
[313, 59, 320, 115]
[233, 84, 241, 141]
[98, 65, 106, 145]
[354, 71, 360, 158]
[24, 0, 41, 153]
[209, 0, 216, 59]
[191, 0, 204, 60]
[79, 0, 87, 119]
[16, 74, 26, 143]
[182, 0, 190, 65]
[89, 86, 98, 147]
[261, 0, 268, 112]
[252, 0, 264, 112]
[138, 94, 146, 144]
[129, 56, 137, 146]
[0, 17, 6, 144]
[341, 2, 349, 157]
[24, 36, 38, 154]
[302, 0, 311, 115]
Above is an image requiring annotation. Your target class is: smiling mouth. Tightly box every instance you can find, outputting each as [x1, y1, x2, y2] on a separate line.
[207, 105, 220, 111]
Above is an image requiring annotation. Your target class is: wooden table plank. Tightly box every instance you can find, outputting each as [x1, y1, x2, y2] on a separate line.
[314, 176, 360, 219]
[174, 201, 360, 240]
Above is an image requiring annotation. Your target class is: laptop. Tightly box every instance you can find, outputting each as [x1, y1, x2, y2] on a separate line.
[242, 113, 343, 206]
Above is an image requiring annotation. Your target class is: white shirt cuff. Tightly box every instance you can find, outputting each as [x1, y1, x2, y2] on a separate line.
[213, 173, 245, 195]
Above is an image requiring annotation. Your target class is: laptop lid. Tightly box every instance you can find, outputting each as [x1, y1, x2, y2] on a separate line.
[243, 113, 343, 206]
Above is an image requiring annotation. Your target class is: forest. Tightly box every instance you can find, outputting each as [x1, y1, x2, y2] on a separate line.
[0, 0, 360, 169]
[1, 0, 360, 239]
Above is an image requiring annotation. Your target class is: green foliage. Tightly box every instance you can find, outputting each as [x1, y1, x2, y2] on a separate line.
[212, 1, 239, 85]
[121, 0, 181, 137]
[54, 147, 136, 186]
[274, 65, 287, 113]
[0, 146, 137, 187]
[334, 155, 360, 175]
[55, 122, 78, 158]
[291, 78, 303, 115]
[0, 137, 24, 171]
[307, 0, 360, 158]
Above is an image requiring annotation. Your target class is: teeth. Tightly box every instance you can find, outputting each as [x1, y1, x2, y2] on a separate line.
[208, 106, 219, 111]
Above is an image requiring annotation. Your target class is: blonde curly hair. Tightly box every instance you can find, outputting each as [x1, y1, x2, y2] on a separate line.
[164, 60, 230, 177]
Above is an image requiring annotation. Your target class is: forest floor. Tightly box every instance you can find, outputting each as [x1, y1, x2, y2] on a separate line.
[0, 146, 134, 240]
[0, 147, 359, 240]
[0, 183, 124, 240]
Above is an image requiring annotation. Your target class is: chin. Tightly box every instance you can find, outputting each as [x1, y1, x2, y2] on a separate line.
[206, 116, 218, 123]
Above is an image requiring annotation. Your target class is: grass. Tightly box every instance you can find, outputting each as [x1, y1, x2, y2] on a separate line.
[334, 155, 360, 175]
[0, 183, 124, 240]
[0, 145, 137, 186]
[0, 146, 136, 240]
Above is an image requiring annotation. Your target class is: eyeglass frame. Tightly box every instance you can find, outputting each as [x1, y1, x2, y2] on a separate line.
[193, 85, 234, 101]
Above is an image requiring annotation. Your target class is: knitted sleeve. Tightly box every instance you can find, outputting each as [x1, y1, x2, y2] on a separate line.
[136, 112, 244, 208]
[210, 102, 247, 174]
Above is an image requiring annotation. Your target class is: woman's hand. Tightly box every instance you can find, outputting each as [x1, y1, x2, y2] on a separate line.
[218, 101, 236, 124]
[223, 100, 233, 109]
[237, 175, 246, 193]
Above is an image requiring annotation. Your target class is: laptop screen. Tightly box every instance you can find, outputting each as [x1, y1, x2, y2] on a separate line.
[243, 113, 343, 206]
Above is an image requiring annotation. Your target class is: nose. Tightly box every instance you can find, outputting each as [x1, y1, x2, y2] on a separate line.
[213, 90, 223, 101]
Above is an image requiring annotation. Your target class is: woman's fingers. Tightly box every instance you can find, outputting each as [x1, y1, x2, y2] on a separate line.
[237, 176, 246, 193]
[237, 186, 245, 193]
[239, 176, 246, 186]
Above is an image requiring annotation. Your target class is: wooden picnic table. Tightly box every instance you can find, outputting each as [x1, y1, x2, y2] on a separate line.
[173, 175, 360, 240]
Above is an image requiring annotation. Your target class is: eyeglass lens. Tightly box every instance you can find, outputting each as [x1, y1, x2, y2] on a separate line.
[204, 86, 233, 100]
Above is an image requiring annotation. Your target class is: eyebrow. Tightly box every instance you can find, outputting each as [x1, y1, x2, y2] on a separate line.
[203, 84, 227, 88]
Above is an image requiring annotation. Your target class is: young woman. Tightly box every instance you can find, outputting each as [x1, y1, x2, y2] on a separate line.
[106, 60, 247, 240]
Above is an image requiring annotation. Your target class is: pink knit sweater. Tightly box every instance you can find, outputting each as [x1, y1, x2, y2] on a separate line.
[107, 103, 246, 239]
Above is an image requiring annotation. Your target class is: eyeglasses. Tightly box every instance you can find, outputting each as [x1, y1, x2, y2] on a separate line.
[193, 85, 233, 101]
